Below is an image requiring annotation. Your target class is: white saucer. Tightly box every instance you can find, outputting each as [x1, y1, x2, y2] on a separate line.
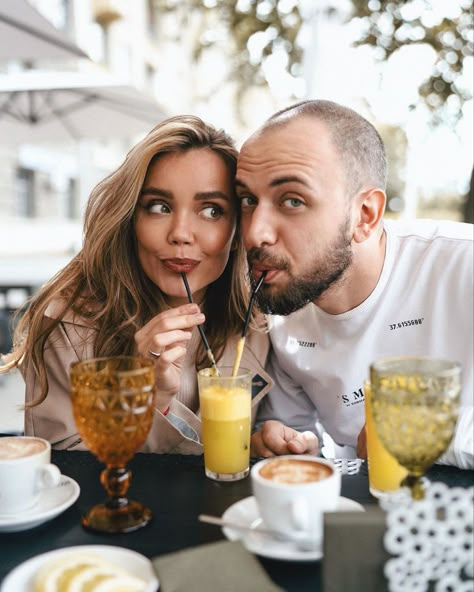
[1, 545, 159, 592]
[0, 475, 80, 533]
[222, 495, 364, 562]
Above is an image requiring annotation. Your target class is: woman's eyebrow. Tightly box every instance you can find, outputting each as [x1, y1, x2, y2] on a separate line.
[139, 187, 172, 199]
[194, 191, 231, 202]
[139, 188, 231, 201]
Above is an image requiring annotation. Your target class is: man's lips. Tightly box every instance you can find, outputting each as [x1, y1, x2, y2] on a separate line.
[251, 264, 281, 283]
[162, 258, 200, 273]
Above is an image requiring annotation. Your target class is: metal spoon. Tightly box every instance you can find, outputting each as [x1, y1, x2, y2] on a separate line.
[198, 513, 319, 550]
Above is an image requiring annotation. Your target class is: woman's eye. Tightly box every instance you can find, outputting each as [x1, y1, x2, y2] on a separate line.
[147, 202, 170, 214]
[283, 197, 304, 209]
[201, 205, 224, 219]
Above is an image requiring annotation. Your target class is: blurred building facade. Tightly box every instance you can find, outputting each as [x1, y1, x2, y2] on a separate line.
[0, 0, 165, 346]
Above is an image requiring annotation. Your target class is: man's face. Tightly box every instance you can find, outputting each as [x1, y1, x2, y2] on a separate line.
[236, 117, 354, 315]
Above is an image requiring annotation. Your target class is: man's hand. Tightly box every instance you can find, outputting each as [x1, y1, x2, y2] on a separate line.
[250, 420, 319, 457]
[356, 423, 367, 459]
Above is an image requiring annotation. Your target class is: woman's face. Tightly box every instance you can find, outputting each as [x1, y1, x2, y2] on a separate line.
[135, 148, 236, 307]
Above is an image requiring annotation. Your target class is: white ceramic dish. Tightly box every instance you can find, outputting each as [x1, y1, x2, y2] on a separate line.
[1, 545, 159, 592]
[0, 475, 79, 533]
[222, 495, 364, 561]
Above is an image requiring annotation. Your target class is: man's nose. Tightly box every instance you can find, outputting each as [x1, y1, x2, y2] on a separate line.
[242, 205, 277, 249]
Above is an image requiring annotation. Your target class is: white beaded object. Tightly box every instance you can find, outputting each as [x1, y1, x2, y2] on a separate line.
[383, 483, 474, 592]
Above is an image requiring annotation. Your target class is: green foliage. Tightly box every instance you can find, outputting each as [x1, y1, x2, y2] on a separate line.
[350, 0, 473, 122]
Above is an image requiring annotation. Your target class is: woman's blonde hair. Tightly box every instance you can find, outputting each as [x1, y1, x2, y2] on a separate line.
[3, 115, 254, 405]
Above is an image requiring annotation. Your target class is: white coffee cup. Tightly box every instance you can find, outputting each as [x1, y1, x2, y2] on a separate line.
[0, 436, 61, 516]
[251, 455, 341, 547]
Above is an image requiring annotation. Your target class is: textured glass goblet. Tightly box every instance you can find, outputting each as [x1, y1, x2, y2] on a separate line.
[370, 357, 461, 500]
[70, 356, 156, 532]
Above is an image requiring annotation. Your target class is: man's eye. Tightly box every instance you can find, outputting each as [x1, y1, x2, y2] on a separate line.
[147, 202, 170, 214]
[240, 196, 257, 207]
[201, 205, 224, 219]
[283, 197, 304, 209]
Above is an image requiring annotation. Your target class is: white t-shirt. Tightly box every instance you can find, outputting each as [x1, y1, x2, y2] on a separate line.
[257, 219, 474, 468]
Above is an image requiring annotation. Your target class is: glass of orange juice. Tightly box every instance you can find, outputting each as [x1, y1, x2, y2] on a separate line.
[364, 380, 408, 499]
[198, 367, 252, 481]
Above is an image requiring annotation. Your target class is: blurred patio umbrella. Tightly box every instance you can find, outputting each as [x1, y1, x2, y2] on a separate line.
[0, 0, 88, 61]
[0, 71, 166, 144]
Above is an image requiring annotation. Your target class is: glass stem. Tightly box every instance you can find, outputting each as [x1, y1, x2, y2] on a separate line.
[404, 473, 425, 500]
[100, 466, 131, 509]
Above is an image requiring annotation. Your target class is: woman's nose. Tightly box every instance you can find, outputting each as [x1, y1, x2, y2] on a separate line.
[167, 213, 194, 245]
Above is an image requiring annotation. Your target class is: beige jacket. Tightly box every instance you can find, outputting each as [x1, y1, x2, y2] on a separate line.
[22, 303, 273, 455]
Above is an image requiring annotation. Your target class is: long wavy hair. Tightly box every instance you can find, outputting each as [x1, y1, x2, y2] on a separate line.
[3, 115, 256, 405]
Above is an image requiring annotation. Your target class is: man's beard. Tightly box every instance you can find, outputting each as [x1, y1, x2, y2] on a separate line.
[248, 221, 353, 316]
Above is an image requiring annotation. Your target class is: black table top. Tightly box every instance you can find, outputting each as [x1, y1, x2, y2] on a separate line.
[0, 452, 472, 591]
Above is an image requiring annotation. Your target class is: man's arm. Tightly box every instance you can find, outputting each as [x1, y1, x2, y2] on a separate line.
[436, 406, 474, 469]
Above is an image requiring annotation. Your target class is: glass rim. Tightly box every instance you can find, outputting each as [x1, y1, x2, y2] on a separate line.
[370, 355, 462, 378]
[70, 355, 154, 377]
[197, 366, 251, 379]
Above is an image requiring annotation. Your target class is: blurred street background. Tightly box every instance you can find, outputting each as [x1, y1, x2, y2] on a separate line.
[0, 0, 473, 433]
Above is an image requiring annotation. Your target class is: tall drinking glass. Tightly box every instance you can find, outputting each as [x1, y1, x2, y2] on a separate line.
[364, 380, 408, 499]
[70, 356, 156, 532]
[370, 357, 461, 500]
[198, 366, 252, 481]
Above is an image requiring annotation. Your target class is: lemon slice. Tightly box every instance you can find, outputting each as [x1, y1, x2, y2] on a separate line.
[34, 552, 147, 592]
[89, 575, 148, 592]
[34, 554, 107, 592]
[65, 565, 147, 592]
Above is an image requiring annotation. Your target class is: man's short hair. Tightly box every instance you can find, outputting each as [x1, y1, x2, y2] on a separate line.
[264, 100, 388, 195]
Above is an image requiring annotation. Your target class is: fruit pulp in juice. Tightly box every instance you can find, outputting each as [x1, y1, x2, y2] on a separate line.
[200, 385, 250, 474]
[365, 382, 407, 493]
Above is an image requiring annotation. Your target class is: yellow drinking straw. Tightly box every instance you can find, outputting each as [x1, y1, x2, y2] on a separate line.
[181, 272, 220, 376]
[232, 271, 267, 377]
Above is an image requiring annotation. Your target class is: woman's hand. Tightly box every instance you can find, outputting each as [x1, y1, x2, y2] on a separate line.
[134, 303, 205, 411]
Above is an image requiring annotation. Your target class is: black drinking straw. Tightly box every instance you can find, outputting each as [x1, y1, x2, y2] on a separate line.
[231, 271, 268, 376]
[242, 271, 267, 338]
[181, 272, 219, 375]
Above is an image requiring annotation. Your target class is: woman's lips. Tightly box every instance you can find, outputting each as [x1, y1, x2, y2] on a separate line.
[162, 259, 199, 273]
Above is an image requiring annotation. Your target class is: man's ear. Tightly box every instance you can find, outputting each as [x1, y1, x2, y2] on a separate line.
[352, 188, 386, 243]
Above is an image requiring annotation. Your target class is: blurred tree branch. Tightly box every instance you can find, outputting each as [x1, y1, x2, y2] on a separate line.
[349, 0, 473, 124]
[153, 0, 303, 117]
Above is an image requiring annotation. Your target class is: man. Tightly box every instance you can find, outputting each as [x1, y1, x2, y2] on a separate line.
[240, 100, 473, 469]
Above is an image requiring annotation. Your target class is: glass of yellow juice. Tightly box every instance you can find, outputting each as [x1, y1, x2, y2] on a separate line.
[198, 366, 252, 481]
[364, 380, 408, 499]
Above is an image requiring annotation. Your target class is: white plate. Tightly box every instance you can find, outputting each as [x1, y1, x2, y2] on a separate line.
[0, 475, 80, 533]
[1, 545, 159, 592]
[222, 495, 365, 562]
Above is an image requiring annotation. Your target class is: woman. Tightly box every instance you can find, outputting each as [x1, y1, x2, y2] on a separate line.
[2, 115, 272, 453]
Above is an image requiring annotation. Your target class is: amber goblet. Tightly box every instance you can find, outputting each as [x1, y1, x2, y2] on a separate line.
[70, 356, 156, 533]
[370, 356, 461, 500]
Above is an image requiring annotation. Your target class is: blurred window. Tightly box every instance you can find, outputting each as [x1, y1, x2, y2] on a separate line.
[15, 167, 35, 219]
[66, 178, 79, 220]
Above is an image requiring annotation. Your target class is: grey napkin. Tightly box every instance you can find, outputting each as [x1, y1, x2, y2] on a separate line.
[152, 540, 283, 592]
[322, 507, 389, 592]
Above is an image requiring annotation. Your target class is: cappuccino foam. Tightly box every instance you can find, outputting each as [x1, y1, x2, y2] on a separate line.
[0, 437, 47, 460]
[259, 459, 332, 484]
